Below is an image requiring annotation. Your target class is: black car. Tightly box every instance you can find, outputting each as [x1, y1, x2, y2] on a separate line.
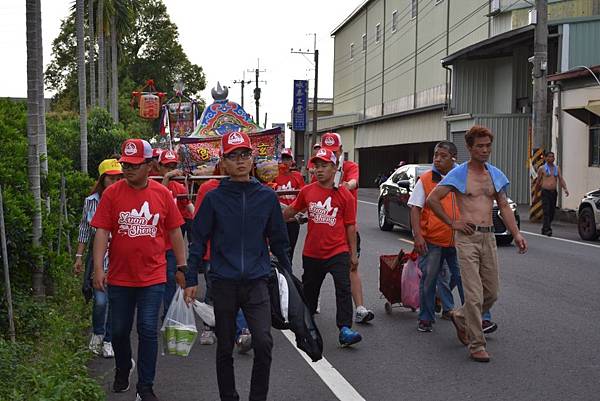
[377, 164, 520, 245]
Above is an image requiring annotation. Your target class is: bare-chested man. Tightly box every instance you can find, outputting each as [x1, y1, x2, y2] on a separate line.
[534, 151, 569, 236]
[427, 125, 527, 363]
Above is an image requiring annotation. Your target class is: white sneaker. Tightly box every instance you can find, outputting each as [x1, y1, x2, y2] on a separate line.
[354, 305, 375, 324]
[88, 334, 103, 355]
[199, 330, 216, 345]
[102, 341, 115, 358]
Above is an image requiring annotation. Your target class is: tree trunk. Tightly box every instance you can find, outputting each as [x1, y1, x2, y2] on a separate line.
[25, 0, 45, 299]
[110, 14, 118, 123]
[97, 0, 106, 108]
[88, 0, 96, 108]
[77, 0, 88, 174]
[35, 0, 47, 176]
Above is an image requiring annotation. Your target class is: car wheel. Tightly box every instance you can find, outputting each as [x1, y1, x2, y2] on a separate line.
[378, 202, 394, 231]
[496, 235, 513, 246]
[578, 207, 598, 241]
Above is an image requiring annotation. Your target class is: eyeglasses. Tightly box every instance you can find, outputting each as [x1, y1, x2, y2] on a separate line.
[120, 162, 145, 171]
[223, 150, 253, 161]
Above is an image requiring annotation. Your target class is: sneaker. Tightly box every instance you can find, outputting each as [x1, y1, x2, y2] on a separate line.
[88, 333, 103, 355]
[417, 320, 433, 332]
[102, 341, 114, 358]
[339, 326, 362, 347]
[199, 330, 216, 345]
[135, 385, 159, 401]
[482, 320, 498, 334]
[354, 305, 375, 324]
[113, 359, 135, 393]
[236, 329, 252, 354]
[441, 311, 454, 320]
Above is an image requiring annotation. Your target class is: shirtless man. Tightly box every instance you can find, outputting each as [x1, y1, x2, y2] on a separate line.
[534, 151, 569, 236]
[427, 125, 527, 363]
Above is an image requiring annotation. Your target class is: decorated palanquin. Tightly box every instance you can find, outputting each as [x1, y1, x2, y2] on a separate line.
[178, 83, 283, 182]
[159, 81, 200, 138]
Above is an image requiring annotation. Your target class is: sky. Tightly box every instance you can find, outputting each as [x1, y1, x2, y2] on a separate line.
[0, 0, 360, 139]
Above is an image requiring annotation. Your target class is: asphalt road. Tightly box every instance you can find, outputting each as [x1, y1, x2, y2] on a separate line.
[91, 189, 600, 401]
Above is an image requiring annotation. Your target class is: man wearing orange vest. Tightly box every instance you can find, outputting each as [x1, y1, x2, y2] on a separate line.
[408, 141, 461, 333]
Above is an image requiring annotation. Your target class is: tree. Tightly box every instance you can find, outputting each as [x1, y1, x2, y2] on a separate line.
[35, 0, 47, 176]
[89, 0, 96, 107]
[76, 0, 89, 173]
[25, 0, 45, 298]
[97, 0, 106, 109]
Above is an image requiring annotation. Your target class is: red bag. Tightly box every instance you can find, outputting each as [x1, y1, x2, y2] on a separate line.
[379, 250, 407, 304]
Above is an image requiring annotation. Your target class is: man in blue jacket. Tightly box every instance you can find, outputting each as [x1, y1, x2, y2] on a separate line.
[184, 131, 292, 401]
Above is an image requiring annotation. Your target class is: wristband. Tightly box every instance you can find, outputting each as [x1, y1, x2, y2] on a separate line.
[176, 265, 188, 274]
[75, 254, 83, 257]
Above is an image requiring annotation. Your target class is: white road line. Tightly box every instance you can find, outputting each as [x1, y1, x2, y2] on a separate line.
[280, 330, 366, 401]
[358, 200, 378, 206]
[398, 238, 414, 245]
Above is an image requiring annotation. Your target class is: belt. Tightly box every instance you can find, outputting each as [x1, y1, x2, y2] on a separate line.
[472, 225, 494, 233]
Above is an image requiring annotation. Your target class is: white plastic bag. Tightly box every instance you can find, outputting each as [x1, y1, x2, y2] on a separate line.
[277, 270, 289, 324]
[193, 300, 216, 328]
[161, 287, 197, 356]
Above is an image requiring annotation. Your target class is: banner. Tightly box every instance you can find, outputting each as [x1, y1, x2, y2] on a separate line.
[292, 80, 308, 132]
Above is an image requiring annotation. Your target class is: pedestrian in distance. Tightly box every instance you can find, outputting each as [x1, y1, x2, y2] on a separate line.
[534, 151, 569, 236]
[185, 131, 292, 401]
[91, 139, 187, 401]
[157, 149, 195, 318]
[74, 158, 122, 358]
[427, 125, 527, 363]
[318, 132, 374, 324]
[284, 148, 363, 347]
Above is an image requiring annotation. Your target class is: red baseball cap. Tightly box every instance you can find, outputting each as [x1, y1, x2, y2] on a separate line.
[119, 139, 153, 164]
[321, 132, 341, 151]
[310, 148, 337, 165]
[152, 148, 163, 158]
[312, 142, 321, 149]
[281, 148, 294, 158]
[158, 149, 178, 165]
[221, 131, 252, 155]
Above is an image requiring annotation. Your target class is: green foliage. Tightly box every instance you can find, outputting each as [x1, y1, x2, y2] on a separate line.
[0, 98, 103, 399]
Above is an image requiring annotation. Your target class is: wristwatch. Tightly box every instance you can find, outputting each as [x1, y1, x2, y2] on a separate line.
[176, 265, 188, 274]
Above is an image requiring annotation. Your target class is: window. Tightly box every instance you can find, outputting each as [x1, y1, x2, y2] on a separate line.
[350, 43, 354, 60]
[590, 124, 600, 167]
[375, 23, 381, 43]
[392, 10, 398, 32]
[362, 34, 367, 52]
[411, 0, 418, 19]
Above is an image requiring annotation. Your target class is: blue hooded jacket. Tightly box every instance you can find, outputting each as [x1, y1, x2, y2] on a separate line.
[186, 177, 292, 285]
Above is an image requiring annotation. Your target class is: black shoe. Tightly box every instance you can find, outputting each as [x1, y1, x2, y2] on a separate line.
[136, 386, 159, 401]
[482, 320, 498, 334]
[113, 359, 135, 393]
[417, 320, 433, 332]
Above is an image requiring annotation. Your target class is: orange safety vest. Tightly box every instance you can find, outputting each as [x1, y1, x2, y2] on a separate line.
[419, 170, 459, 247]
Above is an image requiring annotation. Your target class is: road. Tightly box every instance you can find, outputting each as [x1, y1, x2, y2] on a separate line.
[91, 189, 600, 401]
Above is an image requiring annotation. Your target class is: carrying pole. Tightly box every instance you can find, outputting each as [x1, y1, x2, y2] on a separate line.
[0, 186, 16, 343]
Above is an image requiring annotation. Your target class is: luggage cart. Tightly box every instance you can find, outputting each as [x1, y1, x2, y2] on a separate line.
[379, 250, 417, 313]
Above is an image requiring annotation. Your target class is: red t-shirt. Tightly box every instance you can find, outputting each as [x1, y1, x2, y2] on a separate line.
[91, 179, 184, 287]
[193, 179, 221, 261]
[291, 182, 356, 259]
[273, 170, 305, 205]
[166, 181, 193, 219]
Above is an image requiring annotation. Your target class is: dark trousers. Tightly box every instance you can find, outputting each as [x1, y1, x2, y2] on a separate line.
[541, 189, 558, 233]
[286, 221, 300, 262]
[212, 278, 273, 401]
[108, 283, 165, 390]
[302, 252, 353, 329]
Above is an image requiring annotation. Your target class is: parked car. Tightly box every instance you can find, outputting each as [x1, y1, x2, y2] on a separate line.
[377, 164, 520, 245]
[577, 188, 600, 241]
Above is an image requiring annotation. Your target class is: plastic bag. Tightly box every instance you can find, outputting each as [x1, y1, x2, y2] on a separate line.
[277, 270, 289, 324]
[161, 287, 197, 356]
[401, 254, 421, 310]
[193, 300, 216, 328]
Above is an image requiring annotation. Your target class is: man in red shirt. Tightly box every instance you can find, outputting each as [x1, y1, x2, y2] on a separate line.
[320, 132, 374, 324]
[157, 149, 194, 317]
[273, 148, 305, 260]
[91, 139, 186, 401]
[284, 148, 362, 347]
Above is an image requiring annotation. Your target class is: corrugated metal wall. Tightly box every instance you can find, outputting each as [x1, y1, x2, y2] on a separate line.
[569, 20, 600, 68]
[451, 115, 530, 204]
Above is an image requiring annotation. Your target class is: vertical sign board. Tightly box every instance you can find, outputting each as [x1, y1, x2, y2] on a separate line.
[292, 80, 308, 132]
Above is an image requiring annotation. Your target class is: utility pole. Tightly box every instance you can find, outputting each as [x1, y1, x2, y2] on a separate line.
[530, 0, 548, 222]
[232, 71, 251, 108]
[291, 33, 319, 165]
[247, 59, 266, 126]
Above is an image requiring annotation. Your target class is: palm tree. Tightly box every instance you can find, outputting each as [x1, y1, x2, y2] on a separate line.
[35, 0, 47, 176]
[25, 0, 44, 298]
[88, 0, 96, 108]
[76, 0, 88, 173]
[109, 13, 118, 123]
[97, 0, 106, 109]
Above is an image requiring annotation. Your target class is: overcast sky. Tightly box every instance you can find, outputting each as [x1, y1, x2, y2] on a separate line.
[0, 0, 360, 136]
